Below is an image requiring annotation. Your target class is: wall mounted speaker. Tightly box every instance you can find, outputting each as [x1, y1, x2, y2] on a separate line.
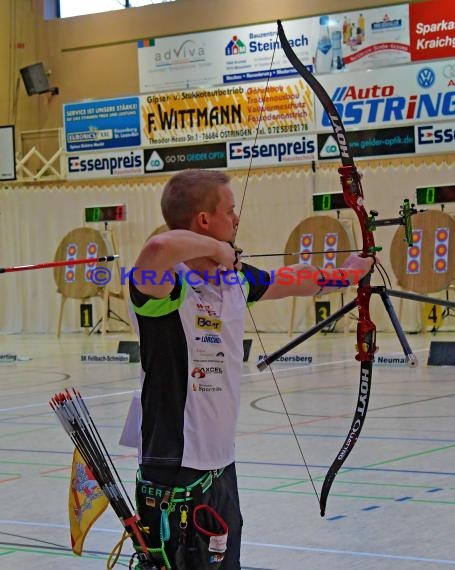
[20, 63, 58, 96]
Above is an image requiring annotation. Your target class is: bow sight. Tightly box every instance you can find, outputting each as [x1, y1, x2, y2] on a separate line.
[367, 199, 421, 247]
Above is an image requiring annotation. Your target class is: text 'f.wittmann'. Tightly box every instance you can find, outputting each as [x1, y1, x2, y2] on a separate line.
[147, 104, 242, 131]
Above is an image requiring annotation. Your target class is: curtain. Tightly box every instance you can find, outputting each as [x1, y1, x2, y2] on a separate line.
[1, 162, 454, 334]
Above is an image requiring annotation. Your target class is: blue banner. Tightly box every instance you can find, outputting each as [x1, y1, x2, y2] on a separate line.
[63, 97, 141, 152]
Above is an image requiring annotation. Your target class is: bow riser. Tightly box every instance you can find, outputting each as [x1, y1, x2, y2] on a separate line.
[356, 286, 376, 362]
[338, 167, 377, 255]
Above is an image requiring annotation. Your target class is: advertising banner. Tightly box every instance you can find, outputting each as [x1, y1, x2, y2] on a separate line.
[315, 60, 455, 131]
[315, 4, 410, 74]
[63, 97, 141, 152]
[137, 20, 314, 92]
[317, 126, 415, 160]
[137, 32, 220, 93]
[144, 143, 227, 173]
[66, 150, 143, 180]
[140, 79, 314, 146]
[137, 5, 411, 92]
[227, 135, 316, 168]
[415, 121, 455, 153]
[409, 0, 455, 62]
[221, 19, 314, 84]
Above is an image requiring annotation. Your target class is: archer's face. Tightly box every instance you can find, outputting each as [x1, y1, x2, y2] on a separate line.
[206, 185, 239, 242]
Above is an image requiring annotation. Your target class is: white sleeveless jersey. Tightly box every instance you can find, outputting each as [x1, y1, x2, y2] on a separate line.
[129, 263, 268, 470]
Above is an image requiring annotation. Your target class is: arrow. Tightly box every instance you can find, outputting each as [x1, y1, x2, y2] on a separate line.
[0, 254, 119, 274]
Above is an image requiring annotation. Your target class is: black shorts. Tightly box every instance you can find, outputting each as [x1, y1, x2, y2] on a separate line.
[137, 462, 242, 570]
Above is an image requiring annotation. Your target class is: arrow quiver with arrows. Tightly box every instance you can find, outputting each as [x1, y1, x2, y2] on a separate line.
[50, 389, 161, 570]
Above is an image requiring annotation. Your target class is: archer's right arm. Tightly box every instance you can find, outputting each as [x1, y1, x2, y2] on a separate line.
[132, 230, 236, 298]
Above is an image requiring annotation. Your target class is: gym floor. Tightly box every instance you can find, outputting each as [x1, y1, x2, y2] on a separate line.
[1, 329, 455, 569]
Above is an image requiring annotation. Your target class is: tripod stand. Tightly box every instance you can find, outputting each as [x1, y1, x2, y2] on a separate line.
[88, 222, 131, 335]
[258, 286, 455, 370]
[441, 287, 455, 321]
[89, 296, 130, 335]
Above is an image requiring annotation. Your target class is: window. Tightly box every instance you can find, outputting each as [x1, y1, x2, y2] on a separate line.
[58, 0, 175, 18]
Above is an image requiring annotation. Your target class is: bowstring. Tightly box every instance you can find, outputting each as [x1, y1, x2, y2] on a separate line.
[233, 31, 320, 505]
[376, 260, 393, 289]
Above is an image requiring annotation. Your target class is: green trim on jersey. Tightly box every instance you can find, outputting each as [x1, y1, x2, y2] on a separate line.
[132, 278, 187, 317]
[238, 269, 257, 307]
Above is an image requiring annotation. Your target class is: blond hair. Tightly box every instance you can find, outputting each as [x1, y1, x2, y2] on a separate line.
[161, 169, 230, 230]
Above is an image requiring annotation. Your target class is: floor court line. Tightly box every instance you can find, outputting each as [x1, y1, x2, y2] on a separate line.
[0, 346, 430, 414]
[0, 389, 137, 413]
[242, 541, 455, 565]
[1, 520, 454, 566]
[0, 519, 119, 533]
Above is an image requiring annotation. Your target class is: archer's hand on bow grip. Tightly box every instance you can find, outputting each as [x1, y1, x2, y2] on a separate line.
[341, 253, 375, 286]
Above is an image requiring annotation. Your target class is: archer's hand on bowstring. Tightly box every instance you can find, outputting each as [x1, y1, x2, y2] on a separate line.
[213, 241, 242, 272]
[220, 242, 242, 272]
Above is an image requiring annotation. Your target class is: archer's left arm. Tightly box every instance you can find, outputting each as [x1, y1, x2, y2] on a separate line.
[260, 254, 374, 301]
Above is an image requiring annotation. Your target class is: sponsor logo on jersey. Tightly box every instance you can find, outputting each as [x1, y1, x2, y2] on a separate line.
[192, 383, 223, 392]
[195, 335, 222, 344]
[191, 366, 223, 378]
[196, 302, 218, 316]
[195, 316, 222, 331]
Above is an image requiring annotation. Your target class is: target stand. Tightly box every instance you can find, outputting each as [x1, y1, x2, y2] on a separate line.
[390, 210, 455, 332]
[284, 215, 355, 335]
[54, 227, 129, 336]
[259, 207, 455, 370]
[89, 225, 130, 335]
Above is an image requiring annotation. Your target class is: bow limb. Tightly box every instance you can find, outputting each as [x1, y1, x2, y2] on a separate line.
[277, 20, 377, 516]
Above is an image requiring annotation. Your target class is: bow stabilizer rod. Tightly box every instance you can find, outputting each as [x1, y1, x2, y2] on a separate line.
[243, 200, 417, 258]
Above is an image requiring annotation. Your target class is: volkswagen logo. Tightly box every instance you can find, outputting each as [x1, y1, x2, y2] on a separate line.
[417, 67, 436, 88]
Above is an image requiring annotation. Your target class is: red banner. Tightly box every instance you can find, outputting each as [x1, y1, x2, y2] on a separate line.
[409, 0, 455, 61]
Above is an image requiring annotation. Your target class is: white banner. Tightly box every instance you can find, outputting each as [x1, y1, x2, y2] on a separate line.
[227, 135, 316, 168]
[137, 5, 411, 93]
[138, 31, 220, 93]
[318, 4, 410, 74]
[66, 150, 143, 180]
[137, 20, 315, 92]
[316, 59, 455, 130]
[221, 19, 314, 83]
[415, 121, 455, 153]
